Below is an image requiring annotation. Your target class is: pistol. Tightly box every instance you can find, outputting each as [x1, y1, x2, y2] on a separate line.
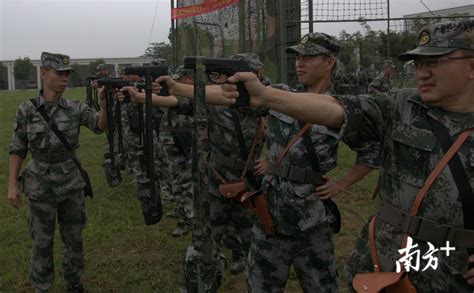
[184, 57, 251, 108]
[123, 66, 170, 96]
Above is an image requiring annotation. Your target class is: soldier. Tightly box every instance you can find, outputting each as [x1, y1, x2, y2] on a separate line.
[160, 65, 195, 237]
[150, 58, 172, 201]
[7, 52, 108, 293]
[368, 60, 396, 94]
[206, 53, 269, 274]
[96, 63, 110, 78]
[233, 33, 377, 292]
[119, 64, 152, 207]
[221, 20, 474, 292]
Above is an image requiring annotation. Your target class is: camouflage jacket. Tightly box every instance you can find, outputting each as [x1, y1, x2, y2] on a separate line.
[207, 105, 268, 197]
[369, 72, 391, 93]
[9, 94, 102, 202]
[339, 92, 474, 290]
[172, 96, 268, 196]
[160, 96, 194, 148]
[263, 105, 342, 235]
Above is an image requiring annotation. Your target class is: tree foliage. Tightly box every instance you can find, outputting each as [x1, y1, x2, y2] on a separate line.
[337, 27, 417, 74]
[0, 62, 5, 80]
[70, 63, 82, 87]
[13, 57, 34, 89]
[88, 58, 106, 75]
[143, 41, 172, 61]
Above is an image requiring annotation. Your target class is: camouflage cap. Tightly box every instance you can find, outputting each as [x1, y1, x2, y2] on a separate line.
[41, 52, 74, 72]
[398, 20, 474, 61]
[96, 63, 107, 70]
[151, 58, 169, 67]
[383, 60, 396, 68]
[171, 65, 194, 80]
[285, 32, 340, 56]
[229, 53, 264, 71]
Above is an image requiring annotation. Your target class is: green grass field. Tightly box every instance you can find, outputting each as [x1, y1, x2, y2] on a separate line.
[0, 88, 378, 292]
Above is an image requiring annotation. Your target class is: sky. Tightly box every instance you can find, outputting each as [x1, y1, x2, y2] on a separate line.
[0, 0, 473, 61]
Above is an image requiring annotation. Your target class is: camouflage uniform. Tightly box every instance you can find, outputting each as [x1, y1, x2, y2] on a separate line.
[151, 58, 171, 199]
[121, 101, 148, 186]
[207, 104, 266, 271]
[9, 52, 103, 292]
[247, 33, 380, 292]
[342, 21, 474, 292]
[160, 98, 194, 235]
[207, 54, 273, 274]
[368, 60, 395, 93]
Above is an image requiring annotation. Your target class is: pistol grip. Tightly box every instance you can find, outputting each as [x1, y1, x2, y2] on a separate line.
[235, 82, 250, 108]
[159, 82, 169, 96]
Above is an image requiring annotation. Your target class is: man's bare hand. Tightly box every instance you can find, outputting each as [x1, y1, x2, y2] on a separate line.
[8, 184, 21, 209]
[118, 86, 143, 103]
[463, 255, 474, 287]
[254, 159, 268, 176]
[315, 175, 345, 200]
[222, 72, 267, 107]
[156, 76, 179, 95]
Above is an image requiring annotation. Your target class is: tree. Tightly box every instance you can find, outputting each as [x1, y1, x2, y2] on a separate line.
[0, 62, 5, 81]
[13, 57, 34, 89]
[143, 42, 172, 61]
[0, 62, 6, 90]
[88, 58, 106, 75]
[69, 63, 82, 87]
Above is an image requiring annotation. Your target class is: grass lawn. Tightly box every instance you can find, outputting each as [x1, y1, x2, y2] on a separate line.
[0, 88, 378, 292]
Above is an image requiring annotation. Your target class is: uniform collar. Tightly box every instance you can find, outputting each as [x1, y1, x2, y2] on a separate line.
[36, 90, 68, 110]
[408, 95, 474, 131]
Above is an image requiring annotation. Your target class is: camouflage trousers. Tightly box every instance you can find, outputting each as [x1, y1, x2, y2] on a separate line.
[161, 131, 193, 223]
[208, 193, 254, 256]
[345, 219, 474, 293]
[28, 192, 86, 290]
[246, 223, 338, 293]
[121, 104, 148, 185]
[153, 114, 170, 197]
[183, 237, 226, 293]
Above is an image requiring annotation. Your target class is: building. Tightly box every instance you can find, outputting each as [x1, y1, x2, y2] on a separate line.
[0, 57, 154, 91]
[404, 4, 474, 32]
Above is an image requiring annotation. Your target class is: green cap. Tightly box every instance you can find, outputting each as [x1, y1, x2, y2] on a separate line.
[285, 32, 340, 56]
[398, 20, 474, 61]
[41, 52, 74, 72]
[171, 65, 194, 80]
[229, 53, 264, 71]
[384, 60, 396, 69]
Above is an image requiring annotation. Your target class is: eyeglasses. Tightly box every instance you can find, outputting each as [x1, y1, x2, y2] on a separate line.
[409, 56, 474, 70]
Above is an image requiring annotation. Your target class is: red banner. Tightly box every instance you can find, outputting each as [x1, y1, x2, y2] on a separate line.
[172, 0, 239, 20]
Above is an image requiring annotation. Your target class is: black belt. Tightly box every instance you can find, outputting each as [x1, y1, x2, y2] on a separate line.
[32, 150, 76, 164]
[210, 153, 253, 171]
[376, 201, 474, 248]
[265, 162, 324, 185]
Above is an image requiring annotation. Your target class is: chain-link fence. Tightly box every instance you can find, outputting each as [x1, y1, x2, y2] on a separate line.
[172, 0, 473, 90]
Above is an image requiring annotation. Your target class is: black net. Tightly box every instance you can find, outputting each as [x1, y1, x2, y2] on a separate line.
[174, 0, 279, 79]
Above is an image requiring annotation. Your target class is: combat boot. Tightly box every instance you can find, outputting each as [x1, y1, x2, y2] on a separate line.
[171, 222, 192, 237]
[229, 250, 246, 274]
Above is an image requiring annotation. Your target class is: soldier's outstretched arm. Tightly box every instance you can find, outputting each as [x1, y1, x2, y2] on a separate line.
[118, 86, 179, 108]
[96, 86, 108, 130]
[156, 75, 234, 106]
[7, 154, 23, 209]
[222, 72, 345, 128]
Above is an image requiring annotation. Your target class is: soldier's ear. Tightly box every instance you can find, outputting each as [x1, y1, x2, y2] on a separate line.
[468, 58, 474, 80]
